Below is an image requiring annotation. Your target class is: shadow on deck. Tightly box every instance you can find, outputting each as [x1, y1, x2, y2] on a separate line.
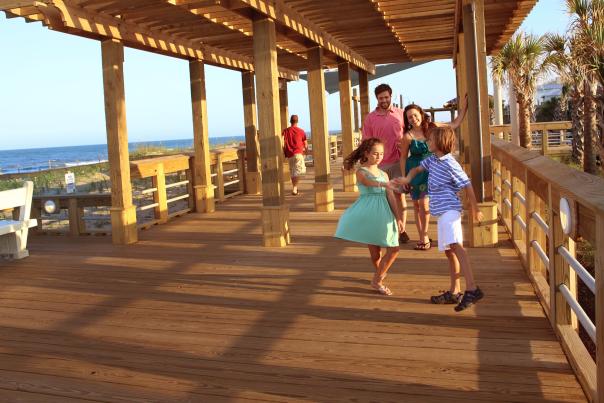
[0, 163, 586, 402]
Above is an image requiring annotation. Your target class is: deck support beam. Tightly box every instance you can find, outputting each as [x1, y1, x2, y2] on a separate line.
[307, 46, 334, 212]
[242, 71, 261, 194]
[190, 60, 215, 213]
[359, 69, 370, 127]
[101, 39, 137, 245]
[461, 0, 496, 247]
[338, 61, 356, 192]
[352, 88, 360, 133]
[279, 78, 290, 185]
[253, 17, 290, 246]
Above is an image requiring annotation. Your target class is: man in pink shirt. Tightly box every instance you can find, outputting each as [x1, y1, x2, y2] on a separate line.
[362, 83, 409, 243]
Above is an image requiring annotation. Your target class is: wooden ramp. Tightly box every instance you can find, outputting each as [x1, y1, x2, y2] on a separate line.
[0, 165, 587, 402]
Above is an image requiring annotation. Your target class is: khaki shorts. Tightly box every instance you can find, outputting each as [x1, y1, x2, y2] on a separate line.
[288, 153, 306, 178]
[379, 162, 407, 195]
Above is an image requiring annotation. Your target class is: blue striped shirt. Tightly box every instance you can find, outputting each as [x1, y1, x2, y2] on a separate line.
[420, 154, 471, 216]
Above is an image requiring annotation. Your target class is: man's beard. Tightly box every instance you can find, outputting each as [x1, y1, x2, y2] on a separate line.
[380, 101, 390, 110]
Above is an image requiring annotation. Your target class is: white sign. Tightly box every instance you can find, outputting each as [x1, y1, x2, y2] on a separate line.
[65, 171, 76, 194]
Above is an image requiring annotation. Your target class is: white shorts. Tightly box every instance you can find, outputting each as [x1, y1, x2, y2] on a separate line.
[288, 153, 306, 177]
[437, 210, 463, 251]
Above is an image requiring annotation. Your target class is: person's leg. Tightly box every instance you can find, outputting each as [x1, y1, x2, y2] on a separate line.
[449, 243, 476, 291]
[373, 246, 399, 295]
[445, 249, 461, 294]
[420, 197, 431, 244]
[291, 175, 299, 194]
[412, 200, 422, 242]
[368, 244, 381, 272]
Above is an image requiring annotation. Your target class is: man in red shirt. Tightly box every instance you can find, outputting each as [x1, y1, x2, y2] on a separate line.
[282, 114, 307, 195]
[362, 83, 409, 243]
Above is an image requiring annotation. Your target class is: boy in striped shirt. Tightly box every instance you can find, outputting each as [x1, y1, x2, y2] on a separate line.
[393, 126, 484, 312]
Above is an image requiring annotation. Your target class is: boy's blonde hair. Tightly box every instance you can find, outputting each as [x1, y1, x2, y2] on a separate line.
[428, 126, 456, 154]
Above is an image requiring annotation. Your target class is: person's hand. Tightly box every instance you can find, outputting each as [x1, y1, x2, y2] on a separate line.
[396, 219, 404, 233]
[473, 210, 484, 223]
[384, 181, 398, 191]
[391, 177, 409, 186]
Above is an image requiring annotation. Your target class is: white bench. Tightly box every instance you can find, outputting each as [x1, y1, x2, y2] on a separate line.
[0, 181, 38, 259]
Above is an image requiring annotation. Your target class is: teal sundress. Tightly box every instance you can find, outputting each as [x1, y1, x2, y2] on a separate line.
[334, 168, 399, 247]
[405, 138, 431, 200]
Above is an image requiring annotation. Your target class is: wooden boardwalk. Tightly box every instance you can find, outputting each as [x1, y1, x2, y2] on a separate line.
[0, 165, 587, 402]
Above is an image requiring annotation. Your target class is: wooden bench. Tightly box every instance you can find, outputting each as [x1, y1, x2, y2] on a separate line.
[0, 181, 38, 259]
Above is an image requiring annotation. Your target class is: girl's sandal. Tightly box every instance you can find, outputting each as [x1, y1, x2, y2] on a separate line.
[371, 282, 393, 296]
[414, 240, 431, 251]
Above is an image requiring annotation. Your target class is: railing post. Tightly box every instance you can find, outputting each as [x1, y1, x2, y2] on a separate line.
[596, 212, 604, 402]
[186, 159, 195, 210]
[216, 152, 225, 202]
[511, 175, 522, 245]
[152, 163, 168, 224]
[541, 129, 549, 156]
[237, 148, 246, 194]
[68, 197, 80, 236]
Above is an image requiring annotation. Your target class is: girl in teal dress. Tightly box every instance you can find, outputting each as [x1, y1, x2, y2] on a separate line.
[399, 100, 468, 250]
[335, 138, 403, 296]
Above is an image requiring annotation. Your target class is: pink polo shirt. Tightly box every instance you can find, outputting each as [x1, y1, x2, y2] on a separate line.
[362, 106, 405, 166]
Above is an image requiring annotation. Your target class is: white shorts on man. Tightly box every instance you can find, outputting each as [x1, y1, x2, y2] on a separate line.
[437, 210, 463, 252]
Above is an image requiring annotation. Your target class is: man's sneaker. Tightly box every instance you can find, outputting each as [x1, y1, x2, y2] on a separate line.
[431, 290, 463, 304]
[454, 287, 484, 312]
[399, 231, 410, 244]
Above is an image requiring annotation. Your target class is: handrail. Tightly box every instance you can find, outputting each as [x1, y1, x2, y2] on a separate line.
[489, 121, 572, 156]
[491, 136, 604, 401]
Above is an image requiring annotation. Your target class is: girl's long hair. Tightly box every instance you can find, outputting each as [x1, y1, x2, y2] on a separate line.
[343, 137, 383, 170]
[403, 104, 434, 134]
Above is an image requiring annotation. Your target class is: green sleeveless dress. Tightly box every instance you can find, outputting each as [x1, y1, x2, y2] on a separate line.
[334, 168, 399, 247]
[405, 138, 431, 200]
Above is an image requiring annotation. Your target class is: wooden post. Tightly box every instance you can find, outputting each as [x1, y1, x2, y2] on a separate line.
[101, 39, 137, 244]
[253, 17, 289, 247]
[278, 78, 290, 186]
[237, 148, 246, 193]
[595, 212, 604, 402]
[307, 46, 334, 212]
[152, 163, 168, 223]
[399, 94, 403, 109]
[338, 61, 356, 192]
[526, 174, 537, 276]
[359, 69, 370, 127]
[190, 60, 215, 213]
[352, 88, 360, 133]
[68, 198, 80, 236]
[241, 71, 262, 194]
[541, 130, 549, 155]
[215, 152, 225, 201]
[456, 33, 470, 166]
[511, 175, 523, 245]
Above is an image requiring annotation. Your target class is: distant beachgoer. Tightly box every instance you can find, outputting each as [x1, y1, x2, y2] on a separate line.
[335, 138, 403, 296]
[393, 126, 484, 311]
[282, 115, 307, 195]
[399, 96, 468, 250]
[362, 83, 408, 243]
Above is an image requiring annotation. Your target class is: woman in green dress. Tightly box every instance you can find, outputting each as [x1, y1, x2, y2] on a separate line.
[335, 138, 403, 295]
[399, 99, 468, 250]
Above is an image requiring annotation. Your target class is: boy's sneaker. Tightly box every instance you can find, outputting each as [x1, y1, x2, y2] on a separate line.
[454, 287, 484, 312]
[430, 290, 462, 304]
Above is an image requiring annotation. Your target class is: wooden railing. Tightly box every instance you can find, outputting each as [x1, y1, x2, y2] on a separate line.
[491, 137, 604, 401]
[490, 121, 572, 156]
[32, 148, 246, 236]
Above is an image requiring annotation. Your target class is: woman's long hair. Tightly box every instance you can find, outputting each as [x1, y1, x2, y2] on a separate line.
[343, 138, 383, 170]
[403, 104, 433, 134]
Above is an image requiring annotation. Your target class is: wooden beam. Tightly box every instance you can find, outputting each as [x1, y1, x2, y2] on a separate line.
[231, 0, 375, 74]
[307, 46, 334, 212]
[359, 70, 370, 127]
[338, 61, 356, 192]
[352, 88, 360, 133]
[189, 60, 215, 214]
[9, 0, 298, 80]
[101, 39, 137, 245]
[241, 71, 261, 195]
[253, 17, 290, 247]
[456, 32, 469, 166]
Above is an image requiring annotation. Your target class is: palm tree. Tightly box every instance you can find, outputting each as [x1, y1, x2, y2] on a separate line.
[567, 0, 604, 173]
[543, 33, 585, 165]
[492, 33, 547, 149]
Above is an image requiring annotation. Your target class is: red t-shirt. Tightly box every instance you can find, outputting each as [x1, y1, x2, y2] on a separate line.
[282, 126, 307, 158]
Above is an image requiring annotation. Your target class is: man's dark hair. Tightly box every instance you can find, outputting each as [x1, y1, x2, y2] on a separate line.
[374, 84, 392, 97]
[290, 114, 299, 124]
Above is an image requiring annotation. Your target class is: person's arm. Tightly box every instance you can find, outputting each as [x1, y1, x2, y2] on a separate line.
[435, 93, 468, 130]
[355, 169, 391, 190]
[464, 183, 483, 223]
[392, 165, 425, 187]
[398, 134, 411, 178]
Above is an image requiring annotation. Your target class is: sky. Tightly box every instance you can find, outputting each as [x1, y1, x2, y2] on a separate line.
[0, 0, 571, 151]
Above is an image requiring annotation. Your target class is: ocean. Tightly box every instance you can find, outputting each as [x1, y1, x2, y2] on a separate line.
[0, 137, 245, 175]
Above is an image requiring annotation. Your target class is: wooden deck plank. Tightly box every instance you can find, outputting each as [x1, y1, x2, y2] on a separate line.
[0, 163, 586, 401]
